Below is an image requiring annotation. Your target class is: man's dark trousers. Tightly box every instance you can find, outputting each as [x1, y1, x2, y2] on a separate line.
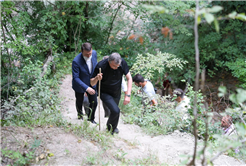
[75, 91, 97, 120]
[100, 92, 121, 131]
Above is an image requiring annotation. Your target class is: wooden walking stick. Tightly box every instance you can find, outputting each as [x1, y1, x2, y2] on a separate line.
[98, 68, 101, 130]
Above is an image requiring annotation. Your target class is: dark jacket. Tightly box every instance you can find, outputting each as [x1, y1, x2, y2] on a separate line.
[72, 50, 97, 93]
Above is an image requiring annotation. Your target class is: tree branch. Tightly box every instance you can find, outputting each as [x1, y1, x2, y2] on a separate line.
[73, 16, 82, 55]
[210, 138, 246, 163]
[2, 23, 12, 100]
[187, 0, 199, 165]
[239, 113, 246, 126]
[201, 103, 209, 166]
[41, 49, 53, 78]
[3, 22, 15, 42]
[105, 2, 123, 45]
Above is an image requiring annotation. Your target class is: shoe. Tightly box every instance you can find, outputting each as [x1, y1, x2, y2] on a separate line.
[111, 128, 119, 135]
[78, 115, 83, 120]
[114, 128, 119, 134]
[88, 120, 97, 124]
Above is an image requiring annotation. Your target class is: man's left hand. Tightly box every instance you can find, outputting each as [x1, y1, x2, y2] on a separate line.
[123, 96, 130, 105]
[86, 87, 96, 95]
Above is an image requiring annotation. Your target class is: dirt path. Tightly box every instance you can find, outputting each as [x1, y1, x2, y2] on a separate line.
[40, 74, 242, 165]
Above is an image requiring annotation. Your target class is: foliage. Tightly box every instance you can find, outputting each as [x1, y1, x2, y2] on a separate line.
[185, 84, 221, 139]
[127, 153, 161, 165]
[119, 85, 187, 136]
[1, 1, 150, 100]
[66, 120, 113, 149]
[1, 60, 65, 127]
[140, 1, 246, 86]
[131, 52, 188, 85]
[226, 58, 246, 89]
[1, 1, 246, 164]
[205, 86, 246, 162]
[1, 138, 41, 166]
[1, 148, 35, 166]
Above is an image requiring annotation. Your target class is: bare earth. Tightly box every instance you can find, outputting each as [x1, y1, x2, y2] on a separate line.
[2, 74, 243, 165]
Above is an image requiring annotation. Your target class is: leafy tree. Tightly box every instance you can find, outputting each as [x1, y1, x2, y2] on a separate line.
[1, 1, 136, 99]
[138, 1, 246, 88]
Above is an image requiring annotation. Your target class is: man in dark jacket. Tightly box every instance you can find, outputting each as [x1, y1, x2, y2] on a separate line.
[91, 52, 132, 134]
[72, 43, 98, 124]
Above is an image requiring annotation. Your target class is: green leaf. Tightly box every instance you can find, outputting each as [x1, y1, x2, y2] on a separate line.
[214, 18, 219, 33]
[141, 4, 169, 14]
[197, 8, 206, 15]
[197, 16, 201, 24]
[236, 89, 246, 104]
[228, 11, 237, 18]
[235, 14, 246, 21]
[48, 153, 54, 157]
[218, 86, 226, 97]
[229, 93, 237, 103]
[204, 13, 214, 24]
[208, 6, 223, 13]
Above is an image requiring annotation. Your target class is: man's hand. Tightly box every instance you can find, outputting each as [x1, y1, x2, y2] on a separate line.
[96, 73, 103, 81]
[123, 96, 130, 105]
[91, 73, 103, 86]
[86, 87, 96, 95]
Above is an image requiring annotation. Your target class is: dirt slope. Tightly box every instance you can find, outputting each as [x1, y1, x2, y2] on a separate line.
[47, 74, 242, 165]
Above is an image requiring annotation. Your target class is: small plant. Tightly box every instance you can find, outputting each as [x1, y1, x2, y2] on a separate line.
[86, 155, 97, 165]
[115, 149, 127, 162]
[1, 149, 35, 166]
[127, 152, 161, 165]
[1, 138, 41, 166]
[65, 149, 70, 155]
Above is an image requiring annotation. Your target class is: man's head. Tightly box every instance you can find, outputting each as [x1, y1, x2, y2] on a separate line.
[81, 43, 92, 58]
[108, 53, 121, 70]
[173, 88, 184, 102]
[103, 56, 109, 60]
[133, 74, 145, 87]
[221, 115, 233, 128]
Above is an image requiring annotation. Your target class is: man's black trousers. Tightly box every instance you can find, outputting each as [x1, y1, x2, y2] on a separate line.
[100, 92, 121, 131]
[75, 91, 97, 121]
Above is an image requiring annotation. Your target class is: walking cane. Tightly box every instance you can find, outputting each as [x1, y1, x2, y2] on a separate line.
[98, 68, 101, 130]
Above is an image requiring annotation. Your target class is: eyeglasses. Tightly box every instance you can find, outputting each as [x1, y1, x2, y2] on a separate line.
[109, 61, 120, 69]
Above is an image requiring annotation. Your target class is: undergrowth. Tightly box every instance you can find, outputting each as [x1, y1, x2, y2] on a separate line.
[119, 86, 188, 136]
[1, 53, 114, 165]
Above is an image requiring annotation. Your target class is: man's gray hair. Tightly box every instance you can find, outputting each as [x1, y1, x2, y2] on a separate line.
[108, 52, 122, 65]
[103, 56, 109, 60]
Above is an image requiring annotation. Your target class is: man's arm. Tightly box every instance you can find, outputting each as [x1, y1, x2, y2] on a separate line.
[121, 76, 127, 94]
[72, 61, 89, 91]
[90, 73, 103, 86]
[123, 72, 132, 105]
[143, 82, 158, 106]
[151, 99, 158, 106]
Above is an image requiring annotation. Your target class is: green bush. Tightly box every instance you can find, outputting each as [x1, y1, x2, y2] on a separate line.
[226, 58, 246, 89]
[1, 58, 65, 127]
[119, 85, 187, 135]
[1, 138, 41, 166]
[131, 51, 188, 85]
